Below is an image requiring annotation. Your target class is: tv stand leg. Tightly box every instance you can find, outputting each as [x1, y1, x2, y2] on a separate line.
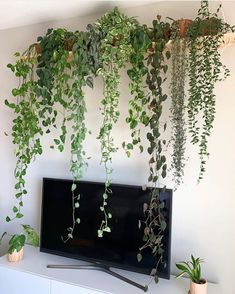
[47, 264, 148, 292]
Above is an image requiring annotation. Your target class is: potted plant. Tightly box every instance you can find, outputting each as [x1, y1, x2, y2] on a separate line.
[8, 225, 39, 262]
[186, 0, 234, 181]
[176, 255, 207, 294]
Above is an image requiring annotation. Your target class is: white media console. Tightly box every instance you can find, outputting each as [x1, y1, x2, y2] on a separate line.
[0, 245, 220, 294]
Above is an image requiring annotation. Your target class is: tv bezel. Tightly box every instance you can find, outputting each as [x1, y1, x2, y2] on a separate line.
[40, 177, 173, 279]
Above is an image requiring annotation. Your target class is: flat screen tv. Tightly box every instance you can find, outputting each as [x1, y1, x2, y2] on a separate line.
[40, 178, 172, 280]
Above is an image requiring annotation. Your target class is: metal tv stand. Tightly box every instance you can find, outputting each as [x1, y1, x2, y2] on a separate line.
[47, 264, 148, 292]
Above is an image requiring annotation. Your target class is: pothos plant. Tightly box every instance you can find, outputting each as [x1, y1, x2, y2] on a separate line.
[124, 25, 151, 156]
[62, 30, 94, 242]
[6, 28, 94, 242]
[4, 2, 234, 285]
[95, 8, 138, 237]
[5, 44, 42, 222]
[8, 224, 39, 254]
[37, 28, 94, 242]
[187, 0, 234, 181]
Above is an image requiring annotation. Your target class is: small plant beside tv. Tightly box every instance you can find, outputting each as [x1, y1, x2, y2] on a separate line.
[176, 255, 207, 294]
[8, 225, 39, 262]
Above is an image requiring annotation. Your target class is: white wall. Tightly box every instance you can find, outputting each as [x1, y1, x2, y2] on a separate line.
[0, 2, 235, 294]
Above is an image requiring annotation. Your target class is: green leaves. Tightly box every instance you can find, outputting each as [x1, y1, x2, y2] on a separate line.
[7, 226, 39, 254]
[8, 234, 26, 254]
[4, 7, 230, 285]
[6, 216, 11, 222]
[176, 255, 204, 284]
[0, 232, 7, 246]
[186, 2, 233, 182]
[71, 183, 77, 191]
[86, 76, 93, 88]
[137, 253, 142, 262]
[170, 37, 187, 188]
[160, 220, 167, 231]
[96, 8, 138, 237]
[22, 225, 40, 247]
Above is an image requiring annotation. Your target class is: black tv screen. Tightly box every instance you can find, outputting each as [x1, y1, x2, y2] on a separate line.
[40, 178, 172, 279]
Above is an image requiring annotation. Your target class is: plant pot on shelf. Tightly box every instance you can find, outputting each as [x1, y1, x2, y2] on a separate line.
[8, 247, 24, 262]
[200, 17, 221, 36]
[34, 43, 42, 55]
[189, 279, 207, 294]
[177, 19, 193, 38]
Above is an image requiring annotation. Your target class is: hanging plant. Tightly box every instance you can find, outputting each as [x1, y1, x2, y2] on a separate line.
[6, 28, 94, 242]
[5, 45, 42, 221]
[4, 3, 235, 284]
[36, 28, 78, 152]
[96, 8, 138, 237]
[137, 16, 171, 282]
[62, 31, 94, 242]
[170, 23, 188, 187]
[37, 29, 94, 242]
[187, 0, 234, 181]
[123, 25, 151, 156]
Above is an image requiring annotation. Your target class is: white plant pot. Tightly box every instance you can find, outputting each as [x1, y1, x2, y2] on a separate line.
[189, 280, 207, 294]
[8, 247, 24, 262]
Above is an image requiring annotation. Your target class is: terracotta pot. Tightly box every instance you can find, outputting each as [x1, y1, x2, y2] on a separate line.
[200, 17, 221, 36]
[177, 19, 193, 38]
[34, 43, 42, 55]
[189, 279, 207, 294]
[8, 247, 24, 262]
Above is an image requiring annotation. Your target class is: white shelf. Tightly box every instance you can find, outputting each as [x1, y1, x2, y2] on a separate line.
[0, 245, 221, 294]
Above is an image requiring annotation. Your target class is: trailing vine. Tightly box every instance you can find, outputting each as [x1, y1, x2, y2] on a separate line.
[5, 45, 42, 221]
[170, 27, 187, 187]
[62, 31, 93, 242]
[187, 0, 233, 180]
[37, 28, 77, 152]
[96, 8, 138, 237]
[137, 16, 171, 282]
[123, 26, 151, 156]
[4, 3, 235, 284]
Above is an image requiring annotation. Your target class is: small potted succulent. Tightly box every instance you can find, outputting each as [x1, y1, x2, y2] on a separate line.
[176, 255, 207, 294]
[8, 225, 39, 262]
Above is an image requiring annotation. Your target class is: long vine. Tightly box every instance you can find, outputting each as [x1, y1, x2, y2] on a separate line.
[187, 0, 233, 180]
[37, 28, 77, 151]
[137, 16, 171, 282]
[124, 26, 151, 156]
[96, 8, 138, 237]
[170, 29, 187, 187]
[62, 31, 93, 242]
[5, 45, 42, 221]
[4, 3, 235, 283]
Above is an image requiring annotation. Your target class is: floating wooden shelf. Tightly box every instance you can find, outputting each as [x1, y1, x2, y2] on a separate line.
[20, 32, 235, 62]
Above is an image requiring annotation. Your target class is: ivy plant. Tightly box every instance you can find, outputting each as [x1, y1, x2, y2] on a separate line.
[96, 8, 138, 237]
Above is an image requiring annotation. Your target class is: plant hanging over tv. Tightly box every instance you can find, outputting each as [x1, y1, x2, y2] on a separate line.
[4, 0, 234, 284]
